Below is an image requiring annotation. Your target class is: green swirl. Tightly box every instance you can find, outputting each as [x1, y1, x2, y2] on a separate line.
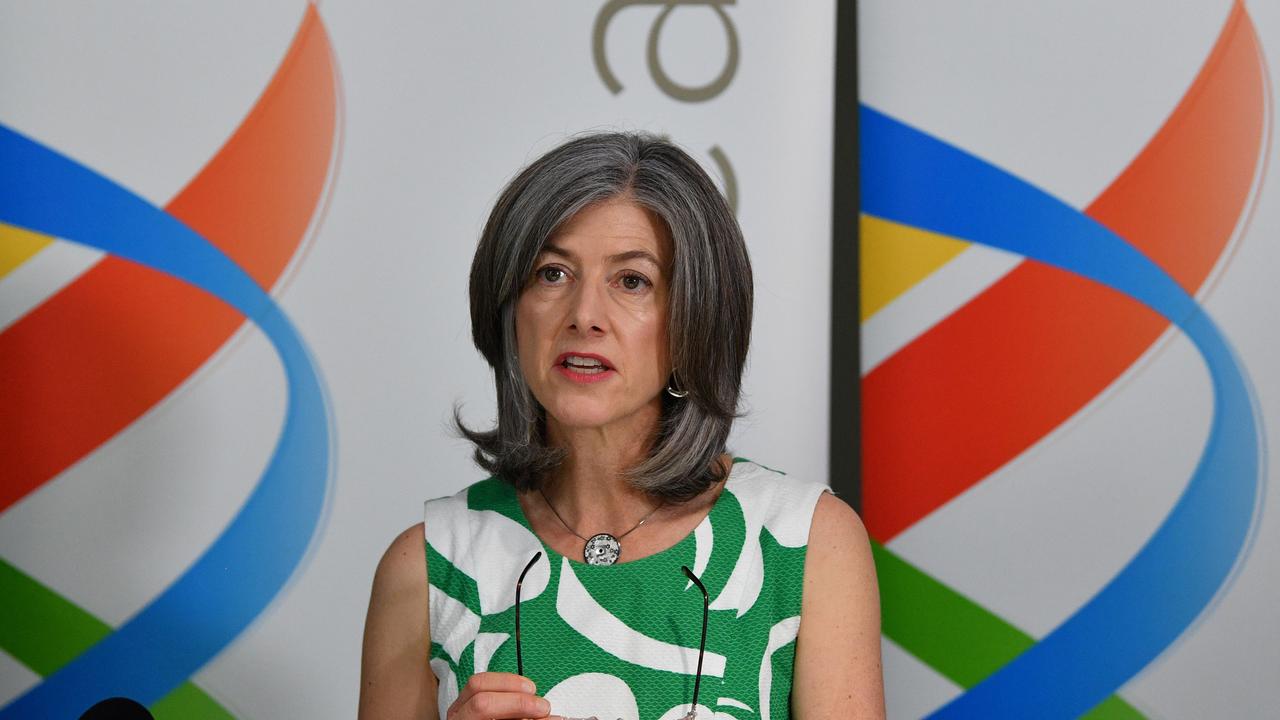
[872, 541, 1144, 718]
[0, 558, 234, 719]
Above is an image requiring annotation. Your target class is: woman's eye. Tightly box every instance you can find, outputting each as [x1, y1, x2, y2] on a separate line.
[619, 273, 651, 292]
[537, 266, 566, 284]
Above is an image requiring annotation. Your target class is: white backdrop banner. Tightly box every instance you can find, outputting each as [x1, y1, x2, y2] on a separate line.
[860, 1, 1280, 718]
[0, 1, 835, 717]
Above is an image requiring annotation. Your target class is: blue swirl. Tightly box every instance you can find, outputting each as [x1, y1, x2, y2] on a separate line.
[0, 124, 334, 717]
[861, 105, 1263, 718]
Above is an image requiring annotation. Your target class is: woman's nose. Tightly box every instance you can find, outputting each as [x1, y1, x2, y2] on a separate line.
[567, 280, 606, 335]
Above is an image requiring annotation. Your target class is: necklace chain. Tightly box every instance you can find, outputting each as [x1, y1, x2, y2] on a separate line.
[538, 487, 663, 543]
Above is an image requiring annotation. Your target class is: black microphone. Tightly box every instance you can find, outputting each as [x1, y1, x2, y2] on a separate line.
[78, 697, 155, 720]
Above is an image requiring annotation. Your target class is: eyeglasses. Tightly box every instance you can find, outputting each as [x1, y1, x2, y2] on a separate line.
[515, 552, 710, 720]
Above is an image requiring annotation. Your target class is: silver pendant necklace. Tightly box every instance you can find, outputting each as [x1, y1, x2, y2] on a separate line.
[538, 487, 664, 566]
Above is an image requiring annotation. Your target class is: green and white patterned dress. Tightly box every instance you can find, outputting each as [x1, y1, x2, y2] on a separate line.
[424, 458, 830, 720]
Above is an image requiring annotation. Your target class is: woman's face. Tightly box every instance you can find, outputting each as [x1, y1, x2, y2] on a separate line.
[515, 197, 673, 436]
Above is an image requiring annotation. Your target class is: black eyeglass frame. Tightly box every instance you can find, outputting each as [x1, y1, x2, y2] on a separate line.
[513, 553, 711, 719]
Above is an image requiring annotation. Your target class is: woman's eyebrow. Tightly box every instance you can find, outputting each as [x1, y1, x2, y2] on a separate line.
[539, 243, 574, 260]
[538, 245, 661, 268]
[607, 249, 661, 267]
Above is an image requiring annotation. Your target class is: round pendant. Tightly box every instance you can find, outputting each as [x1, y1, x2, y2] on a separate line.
[583, 533, 621, 566]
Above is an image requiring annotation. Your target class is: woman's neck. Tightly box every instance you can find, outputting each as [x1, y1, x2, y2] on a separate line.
[541, 413, 662, 534]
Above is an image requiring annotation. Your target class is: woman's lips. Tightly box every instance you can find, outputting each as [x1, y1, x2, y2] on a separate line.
[554, 351, 614, 369]
[554, 364, 616, 384]
[553, 352, 615, 384]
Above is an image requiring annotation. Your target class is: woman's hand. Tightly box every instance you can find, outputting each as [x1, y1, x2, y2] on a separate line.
[447, 672, 558, 720]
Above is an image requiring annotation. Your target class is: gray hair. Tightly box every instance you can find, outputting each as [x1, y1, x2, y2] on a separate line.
[455, 132, 752, 502]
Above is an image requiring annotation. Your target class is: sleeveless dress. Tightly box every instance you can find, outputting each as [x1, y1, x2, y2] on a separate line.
[423, 458, 830, 720]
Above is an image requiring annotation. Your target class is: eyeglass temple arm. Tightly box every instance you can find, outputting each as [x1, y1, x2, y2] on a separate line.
[515, 551, 542, 678]
[518, 559, 705, 716]
[681, 565, 709, 713]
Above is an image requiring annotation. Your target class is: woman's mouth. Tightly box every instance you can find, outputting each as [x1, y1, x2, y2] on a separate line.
[555, 353, 615, 383]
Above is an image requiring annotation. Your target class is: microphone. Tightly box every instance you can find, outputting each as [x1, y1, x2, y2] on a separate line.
[78, 697, 155, 719]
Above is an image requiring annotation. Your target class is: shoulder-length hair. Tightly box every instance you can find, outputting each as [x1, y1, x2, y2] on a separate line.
[456, 131, 752, 502]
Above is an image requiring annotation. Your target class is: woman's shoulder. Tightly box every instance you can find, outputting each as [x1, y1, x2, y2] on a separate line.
[368, 522, 428, 620]
[725, 456, 828, 492]
[423, 475, 514, 515]
[724, 457, 837, 547]
[378, 519, 428, 577]
[421, 476, 548, 619]
[422, 471, 517, 532]
[791, 473, 882, 716]
[423, 475, 505, 508]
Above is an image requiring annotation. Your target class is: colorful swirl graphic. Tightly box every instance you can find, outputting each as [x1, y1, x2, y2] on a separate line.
[0, 5, 338, 717]
[861, 2, 1267, 717]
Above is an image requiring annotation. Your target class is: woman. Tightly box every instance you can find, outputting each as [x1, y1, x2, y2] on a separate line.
[359, 133, 884, 719]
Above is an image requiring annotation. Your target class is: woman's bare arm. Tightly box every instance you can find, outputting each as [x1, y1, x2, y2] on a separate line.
[792, 493, 886, 718]
[359, 522, 438, 719]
